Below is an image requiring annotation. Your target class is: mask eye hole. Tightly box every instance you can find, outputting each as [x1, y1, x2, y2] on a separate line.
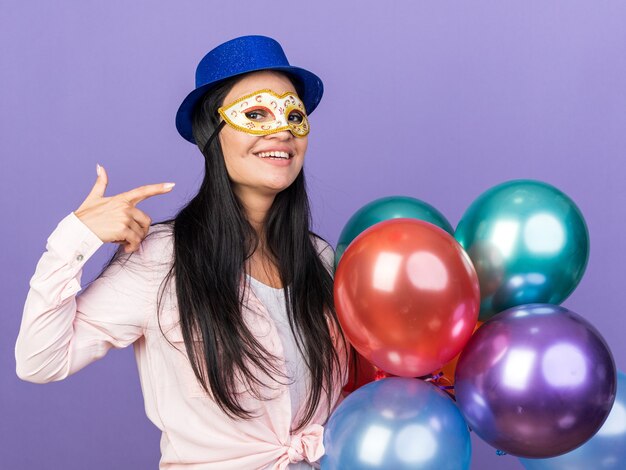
[287, 110, 305, 125]
[243, 106, 275, 122]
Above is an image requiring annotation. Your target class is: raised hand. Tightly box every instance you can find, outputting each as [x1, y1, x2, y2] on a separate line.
[74, 164, 175, 253]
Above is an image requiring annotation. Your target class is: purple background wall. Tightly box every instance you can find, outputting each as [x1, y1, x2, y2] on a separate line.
[2, 1, 625, 468]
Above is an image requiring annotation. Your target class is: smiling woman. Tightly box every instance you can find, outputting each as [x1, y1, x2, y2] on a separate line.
[15, 35, 348, 470]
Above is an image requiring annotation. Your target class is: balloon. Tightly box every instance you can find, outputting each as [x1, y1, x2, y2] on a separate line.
[335, 196, 453, 268]
[322, 377, 471, 470]
[455, 304, 616, 458]
[519, 370, 626, 469]
[334, 219, 480, 377]
[343, 350, 395, 395]
[455, 180, 589, 320]
[430, 321, 483, 393]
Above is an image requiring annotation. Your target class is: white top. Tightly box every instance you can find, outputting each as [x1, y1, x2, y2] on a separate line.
[247, 275, 314, 470]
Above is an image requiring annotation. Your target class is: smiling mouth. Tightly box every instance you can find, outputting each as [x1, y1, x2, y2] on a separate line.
[254, 151, 293, 160]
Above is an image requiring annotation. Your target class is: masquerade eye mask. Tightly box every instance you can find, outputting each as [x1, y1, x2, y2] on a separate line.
[218, 89, 310, 137]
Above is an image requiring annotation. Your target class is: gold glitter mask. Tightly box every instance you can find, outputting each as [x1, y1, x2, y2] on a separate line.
[218, 89, 310, 137]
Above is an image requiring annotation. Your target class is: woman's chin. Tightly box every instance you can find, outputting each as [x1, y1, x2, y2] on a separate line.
[262, 176, 299, 193]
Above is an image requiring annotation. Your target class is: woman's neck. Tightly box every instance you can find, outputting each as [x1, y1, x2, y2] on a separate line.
[235, 187, 275, 235]
[235, 188, 283, 287]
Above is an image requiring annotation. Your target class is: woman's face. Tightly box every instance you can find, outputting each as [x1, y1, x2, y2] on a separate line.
[218, 70, 308, 201]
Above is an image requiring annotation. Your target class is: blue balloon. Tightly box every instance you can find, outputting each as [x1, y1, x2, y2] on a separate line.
[455, 180, 589, 320]
[335, 196, 453, 269]
[321, 378, 471, 469]
[519, 370, 626, 469]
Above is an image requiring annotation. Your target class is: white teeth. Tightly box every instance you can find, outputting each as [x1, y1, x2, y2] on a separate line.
[257, 151, 290, 159]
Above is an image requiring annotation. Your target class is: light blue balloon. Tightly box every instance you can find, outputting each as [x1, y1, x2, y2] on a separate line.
[519, 370, 626, 469]
[321, 378, 471, 470]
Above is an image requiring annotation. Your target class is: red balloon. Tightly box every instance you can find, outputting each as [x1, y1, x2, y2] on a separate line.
[342, 350, 395, 395]
[429, 321, 483, 394]
[334, 219, 480, 377]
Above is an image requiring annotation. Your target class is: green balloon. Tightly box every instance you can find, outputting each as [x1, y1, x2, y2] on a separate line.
[335, 196, 453, 269]
[455, 180, 589, 321]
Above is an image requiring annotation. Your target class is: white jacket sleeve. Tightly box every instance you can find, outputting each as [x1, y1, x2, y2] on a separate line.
[15, 212, 155, 383]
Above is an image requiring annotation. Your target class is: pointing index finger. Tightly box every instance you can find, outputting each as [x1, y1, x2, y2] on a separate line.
[121, 183, 175, 205]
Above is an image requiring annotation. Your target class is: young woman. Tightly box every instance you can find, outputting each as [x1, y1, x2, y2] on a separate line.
[16, 35, 348, 469]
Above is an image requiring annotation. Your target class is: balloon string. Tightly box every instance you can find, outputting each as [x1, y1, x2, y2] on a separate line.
[421, 371, 443, 382]
[418, 372, 457, 400]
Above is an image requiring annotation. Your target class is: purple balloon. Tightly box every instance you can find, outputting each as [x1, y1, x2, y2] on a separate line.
[455, 304, 616, 458]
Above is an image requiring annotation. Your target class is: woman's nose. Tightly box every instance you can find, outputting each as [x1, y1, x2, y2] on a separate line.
[264, 129, 293, 141]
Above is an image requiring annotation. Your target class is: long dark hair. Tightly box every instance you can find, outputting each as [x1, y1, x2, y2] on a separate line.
[97, 73, 346, 430]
